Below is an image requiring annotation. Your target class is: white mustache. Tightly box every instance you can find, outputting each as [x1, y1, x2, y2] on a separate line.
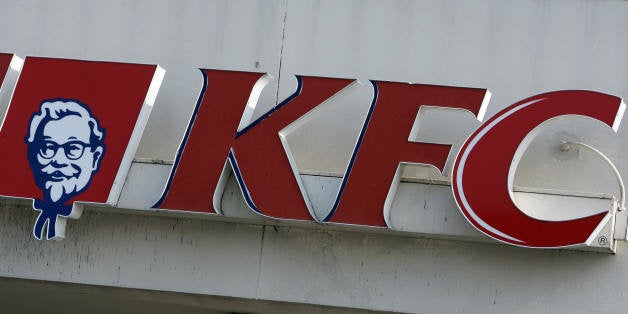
[41, 164, 79, 177]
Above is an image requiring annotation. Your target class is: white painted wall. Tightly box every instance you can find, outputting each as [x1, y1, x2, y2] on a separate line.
[1, 0, 628, 312]
[1, 201, 628, 313]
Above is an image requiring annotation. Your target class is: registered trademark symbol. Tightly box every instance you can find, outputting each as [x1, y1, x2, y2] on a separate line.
[598, 236, 608, 246]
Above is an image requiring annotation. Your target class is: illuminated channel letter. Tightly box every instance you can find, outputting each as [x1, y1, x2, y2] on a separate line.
[452, 91, 625, 248]
[155, 69, 355, 220]
[326, 81, 490, 227]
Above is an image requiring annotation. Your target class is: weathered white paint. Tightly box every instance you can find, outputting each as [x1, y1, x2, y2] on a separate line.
[115, 162, 617, 251]
[1, 202, 628, 313]
[0, 277, 379, 314]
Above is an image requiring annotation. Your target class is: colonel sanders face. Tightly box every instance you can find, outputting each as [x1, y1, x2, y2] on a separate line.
[26, 100, 105, 204]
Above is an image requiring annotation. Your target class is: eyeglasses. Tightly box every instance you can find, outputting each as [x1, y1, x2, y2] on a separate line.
[38, 140, 91, 160]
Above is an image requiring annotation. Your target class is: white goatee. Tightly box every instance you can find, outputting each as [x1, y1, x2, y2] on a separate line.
[45, 180, 78, 203]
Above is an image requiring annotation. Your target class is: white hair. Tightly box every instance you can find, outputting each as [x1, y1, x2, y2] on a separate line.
[26, 99, 104, 144]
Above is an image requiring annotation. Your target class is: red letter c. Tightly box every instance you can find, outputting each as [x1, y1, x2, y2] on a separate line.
[453, 91, 624, 248]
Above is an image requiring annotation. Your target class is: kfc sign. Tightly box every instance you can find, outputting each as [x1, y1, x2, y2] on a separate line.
[0, 53, 624, 249]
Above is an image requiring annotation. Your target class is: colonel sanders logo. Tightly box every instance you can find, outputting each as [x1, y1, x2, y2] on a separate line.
[26, 99, 105, 240]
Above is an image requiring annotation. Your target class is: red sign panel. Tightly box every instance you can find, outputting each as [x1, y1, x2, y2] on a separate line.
[0, 53, 12, 87]
[0, 56, 163, 239]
